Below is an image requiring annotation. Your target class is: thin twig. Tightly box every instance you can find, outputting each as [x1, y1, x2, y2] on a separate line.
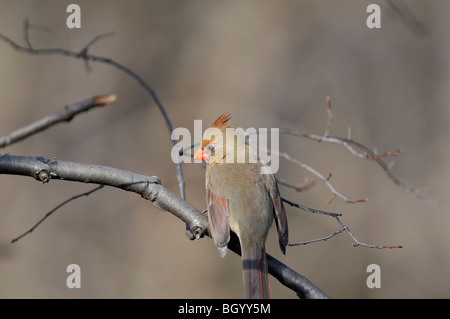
[368, 149, 403, 161]
[288, 213, 403, 249]
[288, 227, 346, 247]
[23, 18, 32, 49]
[11, 185, 104, 243]
[279, 128, 436, 204]
[323, 96, 334, 137]
[277, 177, 316, 192]
[79, 31, 115, 72]
[325, 194, 336, 205]
[0, 94, 116, 149]
[282, 197, 342, 217]
[334, 216, 403, 249]
[385, 0, 430, 37]
[179, 141, 200, 158]
[80, 31, 115, 55]
[276, 149, 367, 204]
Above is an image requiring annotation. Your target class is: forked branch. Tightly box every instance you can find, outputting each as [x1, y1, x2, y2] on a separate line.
[278, 97, 435, 204]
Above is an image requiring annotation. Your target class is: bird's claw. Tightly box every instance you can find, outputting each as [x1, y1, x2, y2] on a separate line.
[186, 225, 206, 240]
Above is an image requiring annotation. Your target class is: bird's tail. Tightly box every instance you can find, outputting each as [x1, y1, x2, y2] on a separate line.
[241, 241, 270, 299]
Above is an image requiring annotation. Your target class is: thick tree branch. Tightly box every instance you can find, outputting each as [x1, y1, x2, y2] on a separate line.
[266, 254, 329, 299]
[0, 154, 204, 235]
[0, 154, 329, 299]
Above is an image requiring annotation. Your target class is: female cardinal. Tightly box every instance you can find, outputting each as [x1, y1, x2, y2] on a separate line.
[193, 114, 288, 299]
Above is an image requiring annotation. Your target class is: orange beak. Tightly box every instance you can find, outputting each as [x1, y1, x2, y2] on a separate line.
[193, 148, 209, 161]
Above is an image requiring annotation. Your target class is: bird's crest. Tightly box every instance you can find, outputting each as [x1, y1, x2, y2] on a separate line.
[201, 113, 231, 148]
[211, 113, 231, 131]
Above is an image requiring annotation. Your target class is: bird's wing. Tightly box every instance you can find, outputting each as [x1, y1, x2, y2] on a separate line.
[207, 179, 231, 257]
[265, 174, 288, 254]
[272, 193, 288, 254]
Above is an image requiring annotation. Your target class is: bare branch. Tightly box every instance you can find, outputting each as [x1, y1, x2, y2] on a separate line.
[288, 227, 346, 247]
[288, 212, 403, 249]
[0, 26, 186, 206]
[282, 197, 342, 218]
[80, 31, 115, 55]
[279, 128, 436, 204]
[79, 31, 115, 72]
[323, 96, 334, 137]
[23, 18, 32, 49]
[283, 197, 400, 249]
[367, 149, 403, 161]
[0, 154, 197, 231]
[266, 253, 329, 299]
[277, 177, 316, 193]
[334, 216, 403, 249]
[0, 154, 328, 298]
[0, 94, 116, 149]
[276, 148, 366, 204]
[11, 185, 104, 243]
[385, 0, 430, 37]
[346, 198, 369, 204]
[325, 194, 337, 205]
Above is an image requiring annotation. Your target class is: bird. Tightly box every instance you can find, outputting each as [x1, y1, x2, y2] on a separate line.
[193, 113, 288, 299]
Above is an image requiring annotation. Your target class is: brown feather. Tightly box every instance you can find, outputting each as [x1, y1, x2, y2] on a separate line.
[211, 113, 231, 130]
[201, 113, 232, 148]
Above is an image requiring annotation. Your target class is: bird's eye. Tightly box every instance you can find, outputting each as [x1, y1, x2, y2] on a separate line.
[206, 144, 215, 154]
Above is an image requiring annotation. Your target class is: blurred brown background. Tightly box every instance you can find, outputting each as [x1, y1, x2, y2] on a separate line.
[0, 0, 448, 298]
